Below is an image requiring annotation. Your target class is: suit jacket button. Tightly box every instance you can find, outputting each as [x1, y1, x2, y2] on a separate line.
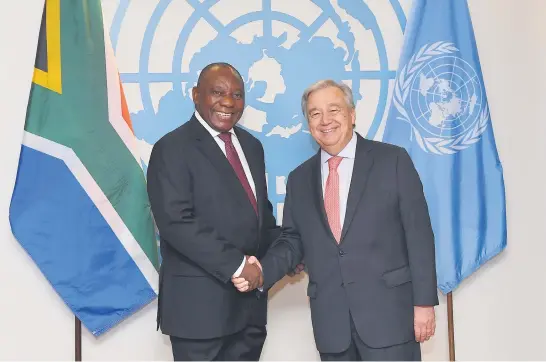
[339, 249, 345, 256]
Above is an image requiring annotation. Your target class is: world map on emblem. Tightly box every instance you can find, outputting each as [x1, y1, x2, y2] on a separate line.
[108, 0, 407, 219]
[412, 55, 482, 138]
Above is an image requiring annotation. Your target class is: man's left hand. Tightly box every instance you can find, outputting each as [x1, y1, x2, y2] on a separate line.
[414, 306, 435, 343]
[287, 263, 305, 277]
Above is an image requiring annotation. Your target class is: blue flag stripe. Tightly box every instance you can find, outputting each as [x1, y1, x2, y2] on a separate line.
[9, 146, 156, 336]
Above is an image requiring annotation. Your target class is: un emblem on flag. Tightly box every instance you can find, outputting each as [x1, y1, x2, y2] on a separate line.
[392, 41, 490, 155]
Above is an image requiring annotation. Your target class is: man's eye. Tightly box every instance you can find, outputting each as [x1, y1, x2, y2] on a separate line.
[233, 93, 243, 99]
[212, 90, 222, 95]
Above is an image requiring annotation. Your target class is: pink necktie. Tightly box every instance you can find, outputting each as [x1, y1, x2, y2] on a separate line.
[324, 156, 343, 243]
[218, 132, 258, 215]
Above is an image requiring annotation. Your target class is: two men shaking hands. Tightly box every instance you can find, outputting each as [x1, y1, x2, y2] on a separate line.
[148, 62, 438, 361]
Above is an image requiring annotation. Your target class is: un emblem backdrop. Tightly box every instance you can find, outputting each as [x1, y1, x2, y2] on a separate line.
[102, 0, 410, 221]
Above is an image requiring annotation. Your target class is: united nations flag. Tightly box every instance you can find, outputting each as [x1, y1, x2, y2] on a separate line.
[383, 0, 506, 294]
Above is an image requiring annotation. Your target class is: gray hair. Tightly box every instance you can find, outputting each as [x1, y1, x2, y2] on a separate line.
[301, 80, 355, 120]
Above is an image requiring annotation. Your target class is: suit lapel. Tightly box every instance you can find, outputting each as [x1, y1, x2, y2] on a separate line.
[311, 151, 337, 242]
[190, 118, 257, 218]
[340, 135, 374, 242]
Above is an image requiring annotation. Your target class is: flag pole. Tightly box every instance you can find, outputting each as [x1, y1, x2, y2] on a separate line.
[75, 317, 82, 361]
[447, 292, 455, 361]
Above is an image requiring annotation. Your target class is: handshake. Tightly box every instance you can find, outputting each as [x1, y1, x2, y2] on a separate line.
[232, 256, 263, 292]
[231, 257, 305, 292]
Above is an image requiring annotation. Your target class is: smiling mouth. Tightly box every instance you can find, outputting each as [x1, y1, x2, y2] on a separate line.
[321, 128, 337, 134]
[215, 111, 234, 120]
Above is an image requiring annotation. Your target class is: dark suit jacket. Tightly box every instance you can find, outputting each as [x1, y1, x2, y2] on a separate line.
[147, 116, 279, 340]
[261, 133, 439, 353]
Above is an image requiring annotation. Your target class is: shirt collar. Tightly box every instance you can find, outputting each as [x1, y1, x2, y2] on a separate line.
[194, 111, 236, 138]
[321, 131, 357, 164]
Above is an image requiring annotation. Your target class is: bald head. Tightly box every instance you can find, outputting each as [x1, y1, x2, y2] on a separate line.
[196, 62, 244, 88]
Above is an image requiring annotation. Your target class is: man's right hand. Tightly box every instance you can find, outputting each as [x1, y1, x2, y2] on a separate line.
[234, 257, 263, 292]
[232, 256, 262, 292]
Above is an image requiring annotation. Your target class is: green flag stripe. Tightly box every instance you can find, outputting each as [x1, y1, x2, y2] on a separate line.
[25, 0, 158, 268]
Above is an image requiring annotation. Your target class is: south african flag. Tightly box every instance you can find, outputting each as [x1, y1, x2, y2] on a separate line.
[9, 0, 158, 336]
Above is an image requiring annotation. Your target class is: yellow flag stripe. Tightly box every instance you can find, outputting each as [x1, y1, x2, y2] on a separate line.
[32, 0, 62, 94]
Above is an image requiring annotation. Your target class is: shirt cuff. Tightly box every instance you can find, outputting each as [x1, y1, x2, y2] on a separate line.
[258, 264, 263, 292]
[232, 256, 246, 278]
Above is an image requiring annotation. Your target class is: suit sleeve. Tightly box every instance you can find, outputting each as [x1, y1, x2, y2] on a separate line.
[147, 141, 244, 283]
[396, 148, 439, 306]
[259, 199, 281, 258]
[260, 173, 304, 290]
[258, 144, 281, 257]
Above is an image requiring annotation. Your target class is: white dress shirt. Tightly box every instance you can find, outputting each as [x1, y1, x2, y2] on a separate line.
[320, 131, 357, 229]
[194, 112, 254, 277]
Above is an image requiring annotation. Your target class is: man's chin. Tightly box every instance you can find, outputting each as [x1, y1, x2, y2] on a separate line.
[210, 118, 237, 132]
[317, 136, 340, 147]
[317, 139, 346, 155]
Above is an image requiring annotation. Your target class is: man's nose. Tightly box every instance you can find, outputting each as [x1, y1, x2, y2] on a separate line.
[220, 94, 235, 107]
[320, 115, 332, 125]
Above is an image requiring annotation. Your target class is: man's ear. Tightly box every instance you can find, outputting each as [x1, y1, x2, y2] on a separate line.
[191, 87, 198, 104]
